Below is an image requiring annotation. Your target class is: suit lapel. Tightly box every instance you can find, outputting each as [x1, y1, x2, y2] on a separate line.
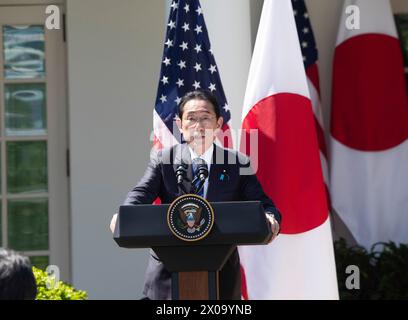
[206, 144, 226, 201]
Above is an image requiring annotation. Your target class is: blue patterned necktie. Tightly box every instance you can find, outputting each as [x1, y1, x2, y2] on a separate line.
[192, 158, 204, 197]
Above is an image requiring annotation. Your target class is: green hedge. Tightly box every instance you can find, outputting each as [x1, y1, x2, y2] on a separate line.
[334, 238, 408, 299]
[33, 267, 88, 300]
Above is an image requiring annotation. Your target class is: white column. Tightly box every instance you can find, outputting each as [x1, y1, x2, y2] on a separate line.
[202, 0, 255, 141]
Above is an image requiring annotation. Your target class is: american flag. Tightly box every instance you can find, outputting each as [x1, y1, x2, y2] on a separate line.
[292, 0, 330, 197]
[153, 0, 232, 149]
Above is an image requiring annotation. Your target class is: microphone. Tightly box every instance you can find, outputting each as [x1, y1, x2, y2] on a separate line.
[176, 163, 188, 184]
[192, 158, 208, 182]
[176, 163, 188, 195]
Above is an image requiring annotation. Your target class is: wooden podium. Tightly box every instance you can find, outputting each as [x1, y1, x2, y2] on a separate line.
[113, 200, 272, 300]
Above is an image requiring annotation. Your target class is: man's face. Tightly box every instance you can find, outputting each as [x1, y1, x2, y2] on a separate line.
[177, 99, 224, 153]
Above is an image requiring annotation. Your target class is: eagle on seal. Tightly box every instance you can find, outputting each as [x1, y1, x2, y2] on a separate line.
[178, 204, 205, 233]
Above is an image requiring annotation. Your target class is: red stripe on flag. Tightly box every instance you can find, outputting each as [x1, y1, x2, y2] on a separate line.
[306, 62, 330, 205]
[306, 63, 321, 94]
[153, 134, 164, 150]
[314, 116, 328, 158]
[240, 265, 249, 300]
[241, 93, 328, 234]
[331, 34, 408, 151]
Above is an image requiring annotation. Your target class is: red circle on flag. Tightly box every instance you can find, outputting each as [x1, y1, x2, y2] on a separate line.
[331, 34, 408, 151]
[242, 93, 328, 234]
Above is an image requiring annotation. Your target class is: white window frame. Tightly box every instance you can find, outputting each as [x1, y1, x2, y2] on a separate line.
[0, 3, 70, 281]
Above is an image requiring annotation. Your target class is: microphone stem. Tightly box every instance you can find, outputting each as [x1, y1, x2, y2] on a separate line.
[178, 182, 188, 195]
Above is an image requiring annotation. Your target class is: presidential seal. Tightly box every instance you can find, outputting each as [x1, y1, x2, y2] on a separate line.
[167, 194, 214, 242]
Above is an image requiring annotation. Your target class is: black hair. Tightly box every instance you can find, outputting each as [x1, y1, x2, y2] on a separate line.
[0, 249, 37, 300]
[178, 90, 221, 119]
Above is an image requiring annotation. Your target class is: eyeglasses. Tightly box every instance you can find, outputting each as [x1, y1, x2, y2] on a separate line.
[183, 115, 216, 127]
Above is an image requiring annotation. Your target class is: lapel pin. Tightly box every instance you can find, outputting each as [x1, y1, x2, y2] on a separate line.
[220, 169, 229, 181]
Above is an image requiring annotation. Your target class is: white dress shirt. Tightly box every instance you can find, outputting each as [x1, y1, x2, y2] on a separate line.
[188, 144, 214, 198]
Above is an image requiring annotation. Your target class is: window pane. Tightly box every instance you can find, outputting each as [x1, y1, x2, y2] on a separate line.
[7, 141, 48, 194]
[5, 83, 47, 136]
[3, 25, 45, 79]
[30, 256, 49, 270]
[8, 198, 48, 251]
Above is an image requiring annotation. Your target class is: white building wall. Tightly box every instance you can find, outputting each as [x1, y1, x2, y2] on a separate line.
[66, 0, 165, 299]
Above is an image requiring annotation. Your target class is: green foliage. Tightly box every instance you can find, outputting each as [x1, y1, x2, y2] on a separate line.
[33, 267, 88, 300]
[334, 238, 408, 300]
[374, 242, 408, 299]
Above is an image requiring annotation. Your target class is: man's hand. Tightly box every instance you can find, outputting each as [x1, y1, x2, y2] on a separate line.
[110, 214, 118, 234]
[265, 213, 280, 244]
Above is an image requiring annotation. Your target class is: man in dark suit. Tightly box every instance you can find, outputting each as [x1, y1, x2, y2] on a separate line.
[110, 90, 281, 300]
